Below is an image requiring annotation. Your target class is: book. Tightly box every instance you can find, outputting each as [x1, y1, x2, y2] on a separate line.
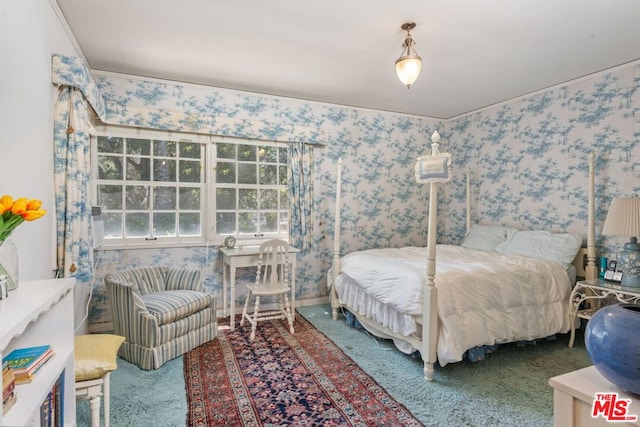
[54, 370, 65, 426]
[3, 390, 17, 414]
[3, 345, 55, 384]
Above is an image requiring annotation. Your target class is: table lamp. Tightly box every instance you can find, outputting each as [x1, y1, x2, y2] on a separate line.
[601, 197, 640, 287]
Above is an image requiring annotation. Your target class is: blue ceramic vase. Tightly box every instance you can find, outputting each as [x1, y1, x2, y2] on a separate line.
[585, 303, 640, 396]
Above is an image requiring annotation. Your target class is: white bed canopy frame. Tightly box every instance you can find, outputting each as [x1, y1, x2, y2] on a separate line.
[331, 134, 597, 381]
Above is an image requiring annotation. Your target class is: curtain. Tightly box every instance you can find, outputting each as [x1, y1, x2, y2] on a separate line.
[53, 86, 94, 283]
[288, 142, 314, 251]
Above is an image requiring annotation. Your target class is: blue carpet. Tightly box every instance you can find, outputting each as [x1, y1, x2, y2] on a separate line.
[76, 304, 591, 426]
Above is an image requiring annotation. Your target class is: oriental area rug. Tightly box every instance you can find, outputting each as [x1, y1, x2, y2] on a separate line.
[183, 313, 423, 426]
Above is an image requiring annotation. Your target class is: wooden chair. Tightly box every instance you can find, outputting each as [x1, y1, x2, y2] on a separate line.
[240, 239, 295, 340]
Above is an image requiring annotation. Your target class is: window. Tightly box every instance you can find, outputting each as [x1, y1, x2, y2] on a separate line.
[214, 141, 289, 243]
[92, 129, 289, 247]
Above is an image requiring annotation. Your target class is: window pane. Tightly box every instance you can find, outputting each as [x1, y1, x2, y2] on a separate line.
[280, 188, 289, 207]
[98, 185, 122, 209]
[104, 213, 122, 238]
[179, 213, 201, 236]
[216, 212, 235, 234]
[279, 147, 287, 163]
[153, 140, 176, 157]
[98, 155, 123, 180]
[179, 142, 201, 159]
[153, 213, 176, 236]
[279, 165, 288, 186]
[259, 146, 278, 163]
[217, 143, 235, 159]
[179, 187, 200, 209]
[263, 212, 277, 232]
[238, 144, 256, 161]
[97, 136, 123, 153]
[126, 138, 150, 155]
[179, 160, 201, 183]
[216, 188, 235, 210]
[259, 164, 277, 185]
[126, 157, 151, 181]
[239, 212, 258, 233]
[154, 186, 176, 209]
[125, 185, 150, 210]
[238, 163, 257, 184]
[216, 162, 236, 184]
[125, 212, 150, 237]
[153, 158, 176, 182]
[259, 189, 278, 209]
[239, 189, 257, 210]
[279, 212, 289, 232]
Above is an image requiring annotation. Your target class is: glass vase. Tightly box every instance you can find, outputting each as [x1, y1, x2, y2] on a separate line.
[0, 238, 19, 291]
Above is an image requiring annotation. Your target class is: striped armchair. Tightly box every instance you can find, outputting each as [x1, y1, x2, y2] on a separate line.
[104, 266, 217, 370]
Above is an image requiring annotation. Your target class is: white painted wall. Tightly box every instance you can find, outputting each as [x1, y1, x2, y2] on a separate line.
[1, 0, 87, 330]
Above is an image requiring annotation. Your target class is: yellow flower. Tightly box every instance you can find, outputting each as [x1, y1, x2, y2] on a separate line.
[10, 198, 28, 215]
[0, 195, 46, 241]
[0, 195, 13, 215]
[26, 199, 42, 211]
[22, 209, 47, 221]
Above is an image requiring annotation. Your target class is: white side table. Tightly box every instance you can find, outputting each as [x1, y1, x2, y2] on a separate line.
[549, 366, 640, 427]
[220, 245, 299, 330]
[568, 279, 640, 347]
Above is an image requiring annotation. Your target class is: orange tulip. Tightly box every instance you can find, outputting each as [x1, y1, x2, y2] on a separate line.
[10, 198, 28, 215]
[26, 199, 42, 211]
[0, 195, 13, 215]
[22, 209, 47, 221]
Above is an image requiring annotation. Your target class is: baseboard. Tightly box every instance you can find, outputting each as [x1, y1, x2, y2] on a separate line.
[86, 296, 331, 333]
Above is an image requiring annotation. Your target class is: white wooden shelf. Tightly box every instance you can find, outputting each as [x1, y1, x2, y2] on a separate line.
[0, 278, 75, 426]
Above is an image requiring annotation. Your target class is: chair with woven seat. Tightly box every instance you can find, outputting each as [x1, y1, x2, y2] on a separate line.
[240, 239, 295, 341]
[104, 266, 216, 370]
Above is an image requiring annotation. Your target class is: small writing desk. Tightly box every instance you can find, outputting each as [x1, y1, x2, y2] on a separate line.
[219, 245, 299, 330]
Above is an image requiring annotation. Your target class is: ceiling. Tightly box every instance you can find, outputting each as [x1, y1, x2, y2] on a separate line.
[55, 0, 640, 119]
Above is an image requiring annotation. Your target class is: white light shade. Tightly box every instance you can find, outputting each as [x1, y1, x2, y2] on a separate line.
[602, 197, 640, 237]
[395, 55, 422, 88]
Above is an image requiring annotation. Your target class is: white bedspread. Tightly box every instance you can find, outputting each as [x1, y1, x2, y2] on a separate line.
[334, 245, 571, 365]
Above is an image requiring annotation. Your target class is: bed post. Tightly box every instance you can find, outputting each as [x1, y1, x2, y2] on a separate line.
[416, 130, 450, 382]
[331, 158, 343, 320]
[585, 151, 597, 280]
[423, 181, 439, 381]
[466, 168, 471, 233]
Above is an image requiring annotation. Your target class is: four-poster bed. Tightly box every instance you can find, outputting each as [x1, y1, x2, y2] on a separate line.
[330, 136, 597, 381]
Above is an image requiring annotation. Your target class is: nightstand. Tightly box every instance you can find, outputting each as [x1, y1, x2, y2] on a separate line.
[568, 279, 640, 347]
[549, 366, 640, 427]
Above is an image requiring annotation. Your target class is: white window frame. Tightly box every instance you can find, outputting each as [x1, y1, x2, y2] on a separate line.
[210, 136, 290, 247]
[91, 127, 290, 249]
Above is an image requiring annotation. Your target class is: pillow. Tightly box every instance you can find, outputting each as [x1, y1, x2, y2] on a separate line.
[494, 230, 583, 269]
[74, 334, 125, 381]
[461, 224, 518, 253]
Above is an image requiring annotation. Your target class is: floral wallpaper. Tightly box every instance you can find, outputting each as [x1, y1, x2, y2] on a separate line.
[52, 55, 640, 328]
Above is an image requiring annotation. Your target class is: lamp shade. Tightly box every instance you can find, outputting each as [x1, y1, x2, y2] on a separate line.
[602, 197, 640, 237]
[602, 197, 640, 287]
[395, 55, 422, 87]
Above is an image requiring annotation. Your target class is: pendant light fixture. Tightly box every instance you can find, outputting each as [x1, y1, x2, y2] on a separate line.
[395, 22, 422, 89]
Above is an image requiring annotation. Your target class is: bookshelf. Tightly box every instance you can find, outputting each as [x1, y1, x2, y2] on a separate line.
[0, 278, 75, 426]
